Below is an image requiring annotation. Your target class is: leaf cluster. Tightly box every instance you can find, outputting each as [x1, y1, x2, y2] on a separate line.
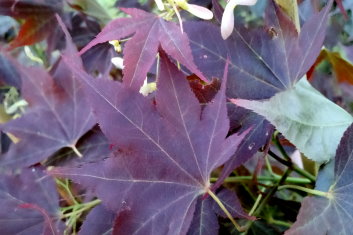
[0, 0, 353, 234]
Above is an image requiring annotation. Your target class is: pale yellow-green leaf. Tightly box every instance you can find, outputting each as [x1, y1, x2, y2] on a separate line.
[275, 0, 300, 32]
[232, 78, 353, 163]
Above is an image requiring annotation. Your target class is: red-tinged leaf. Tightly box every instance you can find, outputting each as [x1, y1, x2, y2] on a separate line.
[50, 51, 250, 234]
[0, 54, 95, 169]
[79, 205, 116, 235]
[286, 123, 353, 234]
[317, 49, 353, 85]
[80, 8, 207, 89]
[8, 14, 57, 49]
[188, 75, 221, 104]
[0, 167, 63, 234]
[0, 0, 63, 49]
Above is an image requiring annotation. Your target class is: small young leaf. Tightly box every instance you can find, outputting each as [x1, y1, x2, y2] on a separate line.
[232, 77, 353, 162]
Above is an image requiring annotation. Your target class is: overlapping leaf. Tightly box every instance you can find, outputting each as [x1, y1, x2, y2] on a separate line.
[50, 46, 250, 234]
[232, 77, 353, 162]
[187, 189, 253, 235]
[185, 0, 333, 100]
[0, 54, 95, 168]
[80, 8, 207, 90]
[44, 127, 110, 167]
[0, 167, 63, 234]
[286, 123, 353, 234]
[213, 108, 274, 189]
[315, 49, 353, 85]
[184, 0, 332, 184]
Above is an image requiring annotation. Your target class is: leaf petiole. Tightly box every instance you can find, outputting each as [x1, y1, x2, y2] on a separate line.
[61, 199, 101, 219]
[69, 145, 83, 158]
[268, 150, 316, 182]
[278, 185, 330, 198]
[207, 189, 246, 232]
[248, 194, 262, 216]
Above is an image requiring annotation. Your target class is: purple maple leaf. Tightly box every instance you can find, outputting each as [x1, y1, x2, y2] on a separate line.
[50, 45, 250, 233]
[184, 0, 333, 187]
[286, 123, 353, 234]
[0, 49, 95, 169]
[0, 167, 63, 234]
[79, 8, 207, 90]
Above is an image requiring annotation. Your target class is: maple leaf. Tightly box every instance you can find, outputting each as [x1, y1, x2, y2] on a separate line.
[153, 72, 272, 192]
[185, 0, 333, 100]
[232, 77, 353, 163]
[0, 53, 95, 169]
[0, 0, 63, 49]
[286, 123, 353, 234]
[50, 46, 250, 233]
[184, 0, 332, 186]
[79, 8, 207, 90]
[212, 107, 274, 189]
[0, 167, 63, 234]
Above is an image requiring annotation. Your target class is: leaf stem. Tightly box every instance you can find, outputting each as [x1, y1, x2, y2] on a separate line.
[277, 185, 330, 198]
[70, 145, 83, 158]
[268, 150, 316, 182]
[55, 179, 79, 205]
[269, 217, 292, 227]
[248, 194, 262, 216]
[273, 132, 291, 160]
[241, 168, 292, 234]
[61, 199, 101, 218]
[207, 189, 245, 232]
